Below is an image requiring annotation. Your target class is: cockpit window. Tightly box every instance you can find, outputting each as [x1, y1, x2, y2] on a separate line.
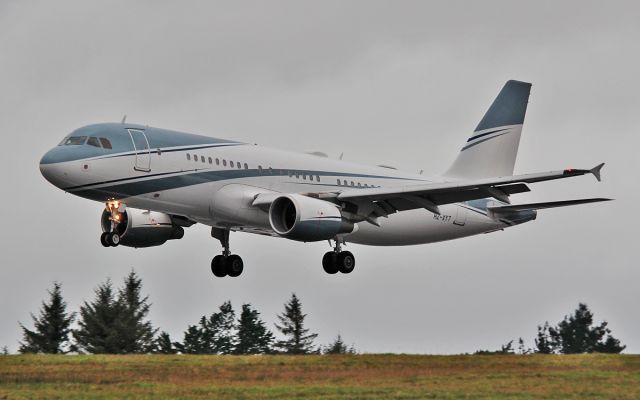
[87, 137, 101, 148]
[99, 138, 112, 149]
[63, 136, 88, 145]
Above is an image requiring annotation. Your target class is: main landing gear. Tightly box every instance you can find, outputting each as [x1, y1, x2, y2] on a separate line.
[210, 228, 244, 278]
[101, 200, 123, 247]
[322, 239, 355, 275]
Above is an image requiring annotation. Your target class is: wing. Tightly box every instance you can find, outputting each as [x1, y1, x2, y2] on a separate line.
[333, 164, 606, 221]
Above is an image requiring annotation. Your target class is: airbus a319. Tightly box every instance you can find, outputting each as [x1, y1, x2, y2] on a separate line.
[39, 81, 609, 278]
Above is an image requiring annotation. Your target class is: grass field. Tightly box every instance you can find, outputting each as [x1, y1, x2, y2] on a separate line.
[1, 354, 639, 399]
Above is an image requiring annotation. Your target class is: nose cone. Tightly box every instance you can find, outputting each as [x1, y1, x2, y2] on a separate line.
[39, 147, 73, 188]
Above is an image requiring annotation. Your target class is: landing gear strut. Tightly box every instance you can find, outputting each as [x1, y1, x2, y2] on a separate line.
[322, 239, 355, 274]
[210, 228, 244, 278]
[100, 200, 123, 247]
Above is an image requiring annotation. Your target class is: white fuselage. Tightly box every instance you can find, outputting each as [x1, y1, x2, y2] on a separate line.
[40, 123, 509, 247]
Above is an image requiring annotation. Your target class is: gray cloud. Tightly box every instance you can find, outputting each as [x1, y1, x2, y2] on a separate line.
[0, 0, 638, 353]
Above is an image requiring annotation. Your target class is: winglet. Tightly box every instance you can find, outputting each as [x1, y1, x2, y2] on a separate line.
[590, 163, 605, 182]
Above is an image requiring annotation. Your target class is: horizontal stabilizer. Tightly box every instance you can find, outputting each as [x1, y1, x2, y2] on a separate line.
[488, 198, 612, 213]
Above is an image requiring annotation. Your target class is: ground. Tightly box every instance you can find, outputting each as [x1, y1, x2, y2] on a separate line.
[1, 354, 639, 399]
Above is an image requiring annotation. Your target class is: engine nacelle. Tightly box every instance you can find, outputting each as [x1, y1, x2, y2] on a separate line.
[101, 208, 184, 248]
[268, 194, 354, 242]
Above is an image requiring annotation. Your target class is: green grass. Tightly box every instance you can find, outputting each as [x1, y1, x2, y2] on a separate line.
[1, 354, 639, 399]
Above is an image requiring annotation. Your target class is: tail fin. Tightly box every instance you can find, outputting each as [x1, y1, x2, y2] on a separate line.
[445, 80, 532, 179]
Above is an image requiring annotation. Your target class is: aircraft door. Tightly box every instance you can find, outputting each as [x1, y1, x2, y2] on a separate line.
[128, 129, 151, 172]
[453, 205, 467, 226]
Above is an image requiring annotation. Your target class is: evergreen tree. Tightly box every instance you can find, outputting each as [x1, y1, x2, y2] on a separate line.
[548, 303, 625, 354]
[73, 272, 157, 354]
[208, 301, 236, 354]
[235, 304, 274, 354]
[73, 279, 123, 353]
[116, 271, 157, 353]
[323, 334, 356, 355]
[174, 323, 208, 354]
[275, 293, 318, 354]
[155, 331, 177, 354]
[174, 302, 237, 354]
[2, 346, 9, 355]
[534, 322, 554, 354]
[19, 282, 74, 354]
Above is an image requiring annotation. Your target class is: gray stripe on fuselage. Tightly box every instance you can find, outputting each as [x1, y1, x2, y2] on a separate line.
[69, 168, 427, 201]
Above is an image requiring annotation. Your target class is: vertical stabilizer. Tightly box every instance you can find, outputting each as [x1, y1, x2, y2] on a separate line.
[445, 80, 532, 179]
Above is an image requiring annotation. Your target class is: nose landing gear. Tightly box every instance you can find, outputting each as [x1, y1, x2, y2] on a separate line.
[100, 200, 124, 247]
[210, 228, 244, 278]
[322, 239, 355, 274]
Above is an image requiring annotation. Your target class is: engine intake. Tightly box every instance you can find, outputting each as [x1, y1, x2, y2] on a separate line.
[101, 208, 184, 248]
[269, 194, 353, 242]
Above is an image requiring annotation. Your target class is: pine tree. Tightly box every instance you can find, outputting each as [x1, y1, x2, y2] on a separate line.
[207, 301, 237, 354]
[548, 303, 625, 354]
[116, 271, 157, 353]
[235, 304, 274, 354]
[174, 302, 237, 354]
[275, 293, 318, 354]
[19, 282, 74, 354]
[323, 334, 356, 355]
[2, 346, 9, 355]
[534, 322, 554, 354]
[174, 324, 208, 354]
[73, 272, 157, 354]
[155, 331, 177, 354]
[73, 279, 123, 353]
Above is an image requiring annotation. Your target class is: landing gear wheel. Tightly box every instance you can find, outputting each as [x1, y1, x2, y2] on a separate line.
[226, 255, 244, 277]
[211, 255, 227, 277]
[109, 232, 120, 247]
[337, 251, 355, 274]
[322, 252, 339, 274]
[100, 232, 110, 247]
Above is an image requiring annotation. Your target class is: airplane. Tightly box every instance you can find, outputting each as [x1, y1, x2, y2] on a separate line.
[39, 80, 610, 278]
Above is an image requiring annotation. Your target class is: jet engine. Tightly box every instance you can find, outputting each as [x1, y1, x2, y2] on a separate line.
[101, 207, 184, 248]
[268, 194, 354, 242]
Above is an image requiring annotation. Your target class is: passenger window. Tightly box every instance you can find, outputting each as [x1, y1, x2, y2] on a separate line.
[351, 181, 354, 186]
[244, 163, 248, 169]
[295, 172, 299, 179]
[357, 182, 362, 187]
[187, 154, 191, 161]
[337, 179, 341, 185]
[99, 138, 112, 149]
[193, 154, 198, 162]
[201, 156, 205, 163]
[258, 165, 262, 173]
[86, 137, 101, 148]
[268, 167, 273, 174]
[223, 160, 227, 167]
[208, 157, 212, 164]
[343, 180, 347, 186]
[215, 158, 220, 165]
[230, 161, 234, 167]
[302, 174, 306, 180]
[316, 175, 320, 182]
[237, 163, 241, 169]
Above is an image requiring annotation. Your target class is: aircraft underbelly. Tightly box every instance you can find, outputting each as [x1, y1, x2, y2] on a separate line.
[347, 205, 502, 246]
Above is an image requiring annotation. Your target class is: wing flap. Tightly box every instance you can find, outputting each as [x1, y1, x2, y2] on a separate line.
[488, 198, 612, 213]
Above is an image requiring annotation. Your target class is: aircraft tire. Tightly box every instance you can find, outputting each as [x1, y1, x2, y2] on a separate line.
[227, 255, 244, 277]
[211, 255, 227, 277]
[109, 232, 120, 247]
[322, 252, 339, 274]
[100, 232, 110, 247]
[337, 251, 355, 274]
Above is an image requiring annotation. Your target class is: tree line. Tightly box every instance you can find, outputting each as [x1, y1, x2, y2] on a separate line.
[15, 271, 354, 355]
[10, 271, 625, 355]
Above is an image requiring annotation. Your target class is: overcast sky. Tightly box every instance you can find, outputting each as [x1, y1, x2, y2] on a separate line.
[1, 1, 638, 354]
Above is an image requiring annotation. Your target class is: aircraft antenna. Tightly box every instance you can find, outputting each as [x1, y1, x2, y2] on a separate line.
[121, 114, 127, 124]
